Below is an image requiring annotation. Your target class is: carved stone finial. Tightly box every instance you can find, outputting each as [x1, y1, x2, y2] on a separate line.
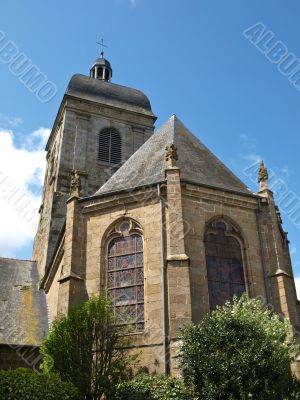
[258, 160, 268, 191]
[70, 169, 81, 197]
[165, 144, 178, 167]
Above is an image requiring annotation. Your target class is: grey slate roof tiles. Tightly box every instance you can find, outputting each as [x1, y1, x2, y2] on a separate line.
[0, 258, 48, 346]
[66, 74, 155, 117]
[94, 115, 252, 197]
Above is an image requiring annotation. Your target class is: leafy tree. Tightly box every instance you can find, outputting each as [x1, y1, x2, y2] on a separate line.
[180, 295, 298, 400]
[0, 368, 78, 400]
[41, 294, 136, 400]
[115, 373, 195, 400]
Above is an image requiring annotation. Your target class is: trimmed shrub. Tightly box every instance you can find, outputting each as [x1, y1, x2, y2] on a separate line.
[180, 295, 296, 400]
[115, 373, 195, 400]
[0, 368, 79, 400]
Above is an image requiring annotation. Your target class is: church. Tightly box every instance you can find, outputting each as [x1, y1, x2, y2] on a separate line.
[1, 50, 300, 376]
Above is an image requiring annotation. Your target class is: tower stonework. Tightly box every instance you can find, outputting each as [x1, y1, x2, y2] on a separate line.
[33, 56, 156, 276]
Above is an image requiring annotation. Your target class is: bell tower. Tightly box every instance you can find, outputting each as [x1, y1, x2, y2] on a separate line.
[90, 39, 113, 81]
[90, 56, 112, 81]
[33, 51, 156, 277]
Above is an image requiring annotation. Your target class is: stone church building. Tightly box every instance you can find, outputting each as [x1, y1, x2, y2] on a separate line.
[1, 52, 300, 375]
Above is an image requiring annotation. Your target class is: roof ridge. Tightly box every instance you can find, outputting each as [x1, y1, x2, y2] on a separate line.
[172, 116, 250, 192]
[69, 73, 150, 98]
[0, 256, 35, 263]
[170, 115, 176, 144]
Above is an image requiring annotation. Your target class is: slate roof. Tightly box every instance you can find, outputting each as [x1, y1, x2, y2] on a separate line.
[94, 115, 252, 196]
[66, 74, 155, 117]
[91, 57, 112, 69]
[0, 258, 48, 346]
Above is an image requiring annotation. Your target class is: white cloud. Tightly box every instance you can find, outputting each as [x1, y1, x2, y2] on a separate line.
[0, 114, 23, 127]
[32, 127, 50, 147]
[130, 0, 136, 7]
[243, 152, 262, 165]
[239, 134, 263, 176]
[24, 128, 50, 174]
[240, 133, 258, 151]
[0, 127, 49, 257]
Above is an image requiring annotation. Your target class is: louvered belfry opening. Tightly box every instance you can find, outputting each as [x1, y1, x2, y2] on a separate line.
[98, 128, 122, 164]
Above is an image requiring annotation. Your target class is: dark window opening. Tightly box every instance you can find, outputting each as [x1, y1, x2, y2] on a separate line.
[98, 67, 103, 79]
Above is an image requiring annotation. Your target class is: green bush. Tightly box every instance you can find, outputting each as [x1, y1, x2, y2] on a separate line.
[0, 368, 78, 400]
[180, 295, 296, 400]
[41, 294, 136, 400]
[115, 373, 195, 400]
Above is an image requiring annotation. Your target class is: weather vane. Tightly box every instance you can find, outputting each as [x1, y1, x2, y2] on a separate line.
[96, 38, 108, 57]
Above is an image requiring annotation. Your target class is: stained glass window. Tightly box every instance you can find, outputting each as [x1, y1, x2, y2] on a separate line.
[205, 221, 246, 310]
[107, 231, 144, 332]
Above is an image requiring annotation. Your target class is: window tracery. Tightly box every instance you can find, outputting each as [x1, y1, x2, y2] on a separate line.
[205, 219, 246, 310]
[107, 220, 144, 332]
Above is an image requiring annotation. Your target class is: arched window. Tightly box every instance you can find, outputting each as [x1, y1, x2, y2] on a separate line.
[205, 220, 246, 310]
[107, 220, 144, 332]
[98, 128, 122, 164]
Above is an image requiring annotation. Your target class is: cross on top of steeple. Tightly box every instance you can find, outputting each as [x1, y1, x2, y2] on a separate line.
[90, 38, 112, 82]
[96, 38, 108, 58]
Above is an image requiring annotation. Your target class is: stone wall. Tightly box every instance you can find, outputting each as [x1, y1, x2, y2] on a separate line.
[182, 183, 267, 322]
[33, 96, 155, 278]
[45, 178, 300, 376]
[82, 190, 166, 374]
[45, 187, 167, 374]
[46, 256, 63, 324]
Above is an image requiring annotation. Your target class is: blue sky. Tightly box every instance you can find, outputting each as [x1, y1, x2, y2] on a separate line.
[0, 0, 300, 288]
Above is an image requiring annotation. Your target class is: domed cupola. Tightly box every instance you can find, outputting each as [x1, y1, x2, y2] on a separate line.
[90, 40, 112, 82]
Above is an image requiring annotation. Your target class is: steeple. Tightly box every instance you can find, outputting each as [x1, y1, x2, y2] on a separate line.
[90, 39, 113, 81]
